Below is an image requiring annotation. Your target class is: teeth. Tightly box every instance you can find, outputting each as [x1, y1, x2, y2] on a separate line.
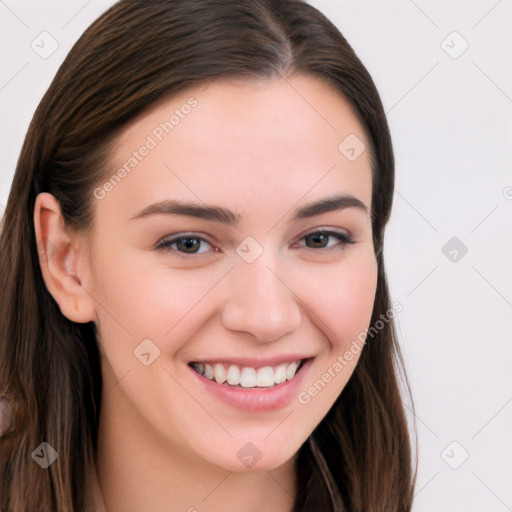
[274, 364, 287, 384]
[203, 363, 214, 380]
[227, 365, 241, 386]
[192, 360, 303, 388]
[286, 361, 300, 381]
[213, 363, 227, 384]
[256, 366, 274, 387]
[240, 367, 257, 388]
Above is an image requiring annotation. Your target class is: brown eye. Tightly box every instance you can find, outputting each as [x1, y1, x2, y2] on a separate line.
[175, 237, 202, 253]
[305, 232, 330, 248]
[298, 230, 354, 250]
[156, 234, 214, 256]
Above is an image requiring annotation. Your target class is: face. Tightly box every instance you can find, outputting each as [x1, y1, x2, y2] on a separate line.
[81, 74, 377, 472]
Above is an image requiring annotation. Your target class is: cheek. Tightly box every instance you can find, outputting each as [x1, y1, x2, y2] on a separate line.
[87, 246, 228, 355]
[298, 250, 378, 348]
[294, 251, 377, 417]
[89, 241, 377, 350]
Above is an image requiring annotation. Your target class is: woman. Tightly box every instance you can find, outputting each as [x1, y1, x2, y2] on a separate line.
[0, 1, 416, 510]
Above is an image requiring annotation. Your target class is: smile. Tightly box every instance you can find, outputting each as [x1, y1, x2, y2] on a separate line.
[190, 360, 305, 389]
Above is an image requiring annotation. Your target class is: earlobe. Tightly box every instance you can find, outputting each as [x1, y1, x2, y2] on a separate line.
[34, 192, 96, 324]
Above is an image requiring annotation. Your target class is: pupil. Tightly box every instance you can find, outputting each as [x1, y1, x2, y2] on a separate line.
[178, 238, 200, 253]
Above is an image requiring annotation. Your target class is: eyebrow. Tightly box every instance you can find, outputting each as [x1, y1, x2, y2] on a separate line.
[130, 194, 368, 225]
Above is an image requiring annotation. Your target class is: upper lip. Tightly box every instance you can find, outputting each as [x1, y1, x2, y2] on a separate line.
[188, 355, 313, 369]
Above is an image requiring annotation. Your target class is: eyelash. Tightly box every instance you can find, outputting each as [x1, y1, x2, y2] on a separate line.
[155, 230, 355, 259]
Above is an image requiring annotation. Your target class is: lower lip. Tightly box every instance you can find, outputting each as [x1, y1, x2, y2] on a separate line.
[189, 358, 313, 412]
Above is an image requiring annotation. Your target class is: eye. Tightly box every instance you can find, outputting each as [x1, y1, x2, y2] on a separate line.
[155, 229, 355, 259]
[155, 234, 215, 257]
[291, 229, 355, 250]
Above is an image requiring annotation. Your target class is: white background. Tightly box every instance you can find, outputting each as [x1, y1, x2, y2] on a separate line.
[1, 1, 511, 510]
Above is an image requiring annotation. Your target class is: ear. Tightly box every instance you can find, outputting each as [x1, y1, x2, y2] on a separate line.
[34, 192, 96, 324]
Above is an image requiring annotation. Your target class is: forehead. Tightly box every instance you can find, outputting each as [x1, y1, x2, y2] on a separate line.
[100, 74, 372, 222]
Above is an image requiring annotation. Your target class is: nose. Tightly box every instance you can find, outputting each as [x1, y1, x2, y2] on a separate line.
[221, 251, 302, 343]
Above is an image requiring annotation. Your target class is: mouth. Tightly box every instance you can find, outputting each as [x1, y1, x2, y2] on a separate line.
[188, 359, 307, 389]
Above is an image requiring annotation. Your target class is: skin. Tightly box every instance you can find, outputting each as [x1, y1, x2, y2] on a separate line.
[34, 74, 377, 512]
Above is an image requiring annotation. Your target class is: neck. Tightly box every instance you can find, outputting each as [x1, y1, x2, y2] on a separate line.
[95, 383, 296, 512]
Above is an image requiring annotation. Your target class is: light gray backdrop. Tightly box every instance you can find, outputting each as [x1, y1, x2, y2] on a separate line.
[1, 1, 511, 510]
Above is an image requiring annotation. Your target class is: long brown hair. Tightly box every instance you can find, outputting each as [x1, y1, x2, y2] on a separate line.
[0, 1, 416, 510]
